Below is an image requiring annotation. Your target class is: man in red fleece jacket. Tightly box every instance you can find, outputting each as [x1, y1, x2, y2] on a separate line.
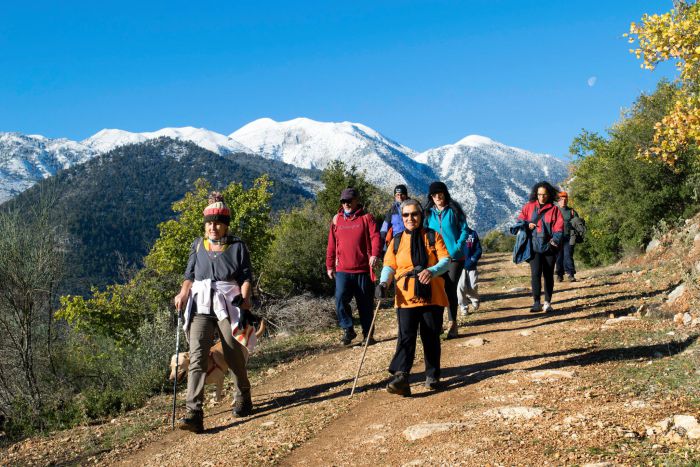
[326, 188, 382, 346]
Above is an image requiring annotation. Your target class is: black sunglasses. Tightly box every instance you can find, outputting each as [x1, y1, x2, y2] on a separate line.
[340, 199, 353, 205]
[402, 212, 421, 218]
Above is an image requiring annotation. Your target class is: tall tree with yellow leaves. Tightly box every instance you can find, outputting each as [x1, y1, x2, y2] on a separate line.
[627, 1, 700, 165]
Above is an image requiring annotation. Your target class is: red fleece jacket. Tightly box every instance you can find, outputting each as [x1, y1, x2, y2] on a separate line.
[326, 208, 382, 273]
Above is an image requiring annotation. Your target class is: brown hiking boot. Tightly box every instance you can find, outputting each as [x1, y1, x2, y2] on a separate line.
[233, 395, 253, 418]
[387, 372, 411, 397]
[177, 410, 204, 433]
[341, 327, 357, 346]
[445, 321, 458, 339]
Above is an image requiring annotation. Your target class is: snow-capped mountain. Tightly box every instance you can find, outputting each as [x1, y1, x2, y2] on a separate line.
[83, 127, 252, 155]
[1, 119, 570, 231]
[0, 133, 94, 202]
[415, 135, 569, 230]
[232, 118, 568, 230]
[0, 127, 253, 204]
[231, 118, 437, 192]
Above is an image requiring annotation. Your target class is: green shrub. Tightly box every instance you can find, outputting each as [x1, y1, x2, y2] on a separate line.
[569, 81, 700, 266]
[262, 202, 333, 296]
[482, 230, 515, 253]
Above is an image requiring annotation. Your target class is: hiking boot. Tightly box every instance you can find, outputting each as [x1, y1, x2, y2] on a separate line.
[529, 302, 543, 313]
[425, 376, 441, 391]
[543, 302, 553, 313]
[361, 334, 377, 346]
[387, 372, 411, 397]
[232, 395, 253, 418]
[341, 327, 357, 346]
[567, 275, 577, 282]
[445, 321, 458, 339]
[556, 275, 564, 282]
[177, 410, 204, 433]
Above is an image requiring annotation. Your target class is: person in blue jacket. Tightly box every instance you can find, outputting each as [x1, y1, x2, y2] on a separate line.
[458, 227, 482, 316]
[424, 181, 469, 338]
[380, 185, 410, 249]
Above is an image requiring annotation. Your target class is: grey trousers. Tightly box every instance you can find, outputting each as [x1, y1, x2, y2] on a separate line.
[457, 269, 480, 307]
[186, 313, 251, 413]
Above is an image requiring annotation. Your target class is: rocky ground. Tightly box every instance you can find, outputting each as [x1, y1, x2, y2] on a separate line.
[3, 244, 700, 465]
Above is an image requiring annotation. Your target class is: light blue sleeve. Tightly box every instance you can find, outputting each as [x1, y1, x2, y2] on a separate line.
[379, 265, 395, 285]
[427, 257, 450, 276]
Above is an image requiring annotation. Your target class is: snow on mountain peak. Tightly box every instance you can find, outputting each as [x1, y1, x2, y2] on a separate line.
[230, 117, 430, 191]
[455, 134, 496, 147]
[83, 127, 252, 155]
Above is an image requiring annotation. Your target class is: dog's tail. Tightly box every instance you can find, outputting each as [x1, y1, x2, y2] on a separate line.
[255, 319, 266, 339]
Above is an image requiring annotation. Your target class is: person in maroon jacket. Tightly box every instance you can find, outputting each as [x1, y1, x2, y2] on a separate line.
[326, 188, 382, 346]
[517, 181, 564, 313]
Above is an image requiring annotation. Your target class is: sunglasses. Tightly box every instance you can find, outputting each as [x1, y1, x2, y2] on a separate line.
[402, 212, 421, 218]
[340, 199, 353, 205]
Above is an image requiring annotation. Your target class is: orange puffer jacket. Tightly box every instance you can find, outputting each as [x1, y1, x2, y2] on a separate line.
[383, 230, 450, 309]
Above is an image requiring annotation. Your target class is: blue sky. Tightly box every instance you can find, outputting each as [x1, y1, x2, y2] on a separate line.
[0, 0, 676, 158]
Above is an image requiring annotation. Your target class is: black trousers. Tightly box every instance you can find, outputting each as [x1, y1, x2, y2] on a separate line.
[389, 305, 443, 379]
[444, 259, 464, 321]
[555, 238, 576, 277]
[529, 251, 557, 303]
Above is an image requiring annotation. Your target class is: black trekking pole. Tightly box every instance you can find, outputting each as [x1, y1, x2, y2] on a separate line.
[171, 307, 183, 429]
[349, 298, 382, 398]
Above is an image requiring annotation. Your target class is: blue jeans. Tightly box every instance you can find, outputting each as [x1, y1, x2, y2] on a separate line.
[335, 272, 374, 334]
[555, 238, 576, 277]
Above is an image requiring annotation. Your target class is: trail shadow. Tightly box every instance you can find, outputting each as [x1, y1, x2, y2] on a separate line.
[479, 267, 501, 274]
[480, 281, 618, 307]
[416, 347, 591, 394]
[484, 281, 645, 313]
[527, 335, 698, 371]
[476, 258, 507, 266]
[481, 291, 531, 302]
[421, 335, 697, 396]
[206, 374, 387, 434]
[550, 287, 668, 308]
[457, 305, 636, 340]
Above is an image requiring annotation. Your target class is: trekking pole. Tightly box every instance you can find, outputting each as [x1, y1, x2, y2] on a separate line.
[349, 299, 382, 398]
[171, 308, 183, 429]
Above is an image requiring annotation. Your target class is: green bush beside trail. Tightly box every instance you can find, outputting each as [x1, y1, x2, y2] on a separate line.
[568, 81, 700, 266]
[482, 230, 515, 253]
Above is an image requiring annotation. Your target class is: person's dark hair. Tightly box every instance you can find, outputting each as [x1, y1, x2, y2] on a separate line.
[425, 184, 466, 220]
[528, 181, 560, 203]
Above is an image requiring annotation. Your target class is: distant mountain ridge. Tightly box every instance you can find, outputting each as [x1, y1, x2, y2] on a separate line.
[5, 138, 317, 295]
[230, 117, 438, 192]
[0, 118, 569, 230]
[414, 135, 569, 230]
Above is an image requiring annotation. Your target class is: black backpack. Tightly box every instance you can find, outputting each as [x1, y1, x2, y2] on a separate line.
[392, 229, 437, 254]
[570, 214, 586, 244]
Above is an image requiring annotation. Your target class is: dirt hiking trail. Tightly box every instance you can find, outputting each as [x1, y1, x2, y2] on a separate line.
[7, 252, 700, 465]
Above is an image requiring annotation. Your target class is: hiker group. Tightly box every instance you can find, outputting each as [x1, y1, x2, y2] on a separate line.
[173, 180, 584, 431]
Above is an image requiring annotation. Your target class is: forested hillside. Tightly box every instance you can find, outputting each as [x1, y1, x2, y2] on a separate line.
[3, 138, 318, 295]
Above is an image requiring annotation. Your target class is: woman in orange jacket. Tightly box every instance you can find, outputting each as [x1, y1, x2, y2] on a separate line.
[376, 199, 451, 396]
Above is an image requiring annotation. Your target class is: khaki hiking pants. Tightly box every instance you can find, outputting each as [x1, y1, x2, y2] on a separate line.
[186, 313, 251, 413]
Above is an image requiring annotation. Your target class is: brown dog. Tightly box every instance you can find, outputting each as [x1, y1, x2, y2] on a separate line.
[169, 341, 229, 404]
[168, 321, 266, 405]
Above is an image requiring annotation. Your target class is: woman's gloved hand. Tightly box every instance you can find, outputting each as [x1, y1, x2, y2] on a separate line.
[375, 282, 387, 299]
